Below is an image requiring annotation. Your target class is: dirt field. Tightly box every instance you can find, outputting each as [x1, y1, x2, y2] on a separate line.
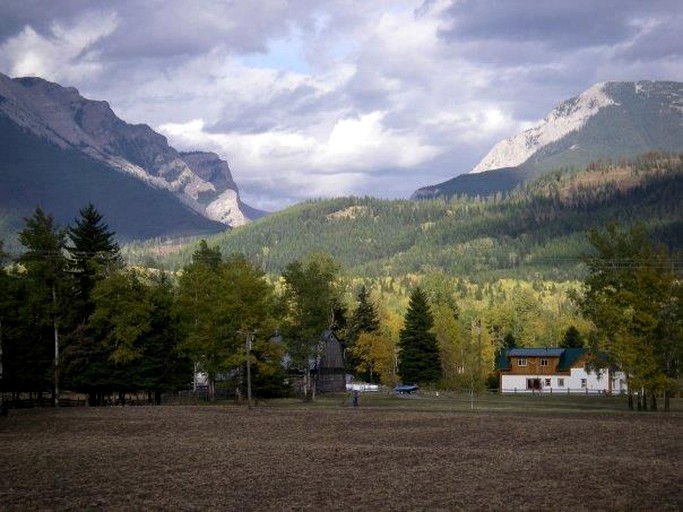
[0, 403, 681, 511]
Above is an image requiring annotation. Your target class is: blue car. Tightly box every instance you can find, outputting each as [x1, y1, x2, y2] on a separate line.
[393, 384, 418, 394]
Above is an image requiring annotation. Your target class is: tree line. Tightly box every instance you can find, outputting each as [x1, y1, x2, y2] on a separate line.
[1, 204, 680, 411]
[0, 205, 441, 404]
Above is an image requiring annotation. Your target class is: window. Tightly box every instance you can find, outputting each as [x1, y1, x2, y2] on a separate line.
[526, 378, 541, 390]
[544, 378, 551, 387]
[557, 378, 565, 387]
[581, 378, 587, 389]
[540, 358, 548, 367]
[517, 358, 527, 367]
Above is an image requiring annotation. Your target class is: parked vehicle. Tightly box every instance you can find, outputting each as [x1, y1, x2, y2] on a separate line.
[393, 384, 418, 394]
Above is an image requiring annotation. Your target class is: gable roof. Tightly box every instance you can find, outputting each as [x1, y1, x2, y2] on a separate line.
[496, 347, 589, 371]
[556, 348, 588, 370]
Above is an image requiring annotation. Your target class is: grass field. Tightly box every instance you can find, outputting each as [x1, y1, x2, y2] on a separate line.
[1, 394, 681, 511]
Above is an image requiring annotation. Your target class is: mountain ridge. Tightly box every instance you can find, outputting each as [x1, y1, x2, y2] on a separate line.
[413, 81, 683, 200]
[0, 115, 227, 243]
[133, 152, 681, 280]
[0, 72, 263, 238]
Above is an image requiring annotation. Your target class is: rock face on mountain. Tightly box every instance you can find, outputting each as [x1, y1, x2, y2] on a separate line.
[413, 81, 683, 200]
[0, 73, 253, 229]
[472, 81, 682, 174]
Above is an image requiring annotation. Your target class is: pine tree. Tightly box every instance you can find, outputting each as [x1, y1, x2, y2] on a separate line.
[67, 203, 122, 320]
[61, 204, 121, 404]
[560, 326, 583, 348]
[347, 285, 380, 380]
[17, 208, 69, 404]
[398, 287, 441, 385]
[350, 286, 380, 336]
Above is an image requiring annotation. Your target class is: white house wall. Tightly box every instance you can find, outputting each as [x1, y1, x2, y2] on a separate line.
[501, 369, 627, 394]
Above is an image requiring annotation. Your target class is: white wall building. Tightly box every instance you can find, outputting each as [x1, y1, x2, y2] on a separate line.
[497, 348, 627, 394]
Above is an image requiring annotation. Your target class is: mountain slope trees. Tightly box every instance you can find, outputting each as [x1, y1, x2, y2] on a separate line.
[148, 153, 681, 283]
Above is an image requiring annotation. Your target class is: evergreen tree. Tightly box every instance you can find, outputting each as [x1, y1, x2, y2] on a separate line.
[350, 286, 380, 336]
[57, 204, 122, 404]
[17, 208, 69, 403]
[398, 287, 441, 385]
[560, 326, 583, 348]
[502, 333, 517, 349]
[347, 285, 380, 381]
[190, 240, 222, 270]
[0, 260, 31, 399]
[67, 203, 122, 322]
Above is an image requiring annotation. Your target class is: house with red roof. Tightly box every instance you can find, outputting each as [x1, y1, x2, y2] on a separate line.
[496, 348, 627, 394]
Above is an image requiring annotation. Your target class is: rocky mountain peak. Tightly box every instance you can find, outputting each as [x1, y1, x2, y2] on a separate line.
[0, 72, 253, 228]
[471, 82, 616, 174]
[412, 80, 682, 201]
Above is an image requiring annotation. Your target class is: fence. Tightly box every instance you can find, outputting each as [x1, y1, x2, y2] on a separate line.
[0, 396, 87, 409]
[500, 387, 625, 395]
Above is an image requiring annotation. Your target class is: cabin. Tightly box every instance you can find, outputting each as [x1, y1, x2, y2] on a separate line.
[496, 348, 627, 394]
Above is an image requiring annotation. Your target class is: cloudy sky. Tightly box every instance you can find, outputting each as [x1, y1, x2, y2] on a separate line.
[1, 0, 681, 211]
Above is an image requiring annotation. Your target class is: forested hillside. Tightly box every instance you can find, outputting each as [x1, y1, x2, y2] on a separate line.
[127, 152, 682, 282]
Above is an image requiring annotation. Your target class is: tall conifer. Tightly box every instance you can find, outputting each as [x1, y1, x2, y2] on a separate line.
[67, 203, 122, 315]
[398, 287, 441, 385]
[348, 285, 380, 380]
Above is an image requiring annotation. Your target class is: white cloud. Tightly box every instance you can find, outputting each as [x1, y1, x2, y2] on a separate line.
[159, 110, 440, 203]
[0, 0, 681, 210]
[0, 11, 118, 83]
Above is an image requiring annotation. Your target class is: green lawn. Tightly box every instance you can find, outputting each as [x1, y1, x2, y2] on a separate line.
[248, 390, 680, 414]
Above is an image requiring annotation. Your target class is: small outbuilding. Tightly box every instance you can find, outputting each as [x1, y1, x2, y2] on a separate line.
[315, 330, 346, 393]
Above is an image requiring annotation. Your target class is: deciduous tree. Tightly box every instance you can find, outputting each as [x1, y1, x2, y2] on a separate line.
[281, 253, 343, 398]
[576, 224, 681, 411]
[177, 243, 278, 401]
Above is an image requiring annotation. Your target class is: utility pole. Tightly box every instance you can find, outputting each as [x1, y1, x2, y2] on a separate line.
[470, 319, 482, 410]
[477, 319, 482, 391]
[52, 283, 59, 408]
[238, 330, 256, 409]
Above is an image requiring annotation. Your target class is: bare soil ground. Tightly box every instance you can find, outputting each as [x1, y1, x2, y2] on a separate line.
[0, 403, 680, 511]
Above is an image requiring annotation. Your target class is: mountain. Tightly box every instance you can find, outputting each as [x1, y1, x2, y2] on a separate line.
[0, 73, 263, 241]
[413, 81, 683, 199]
[138, 153, 681, 281]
